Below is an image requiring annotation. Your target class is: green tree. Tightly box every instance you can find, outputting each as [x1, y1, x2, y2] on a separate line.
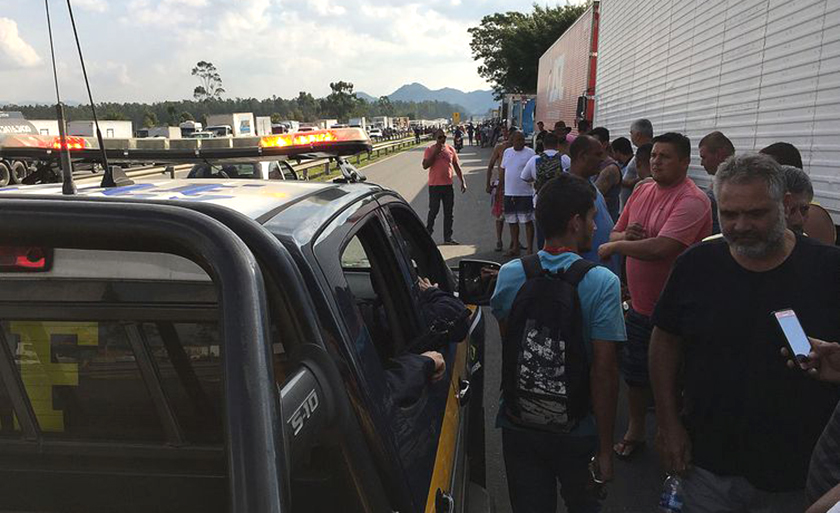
[179, 111, 194, 123]
[468, 3, 586, 98]
[191, 61, 226, 102]
[142, 111, 159, 128]
[376, 95, 396, 117]
[323, 81, 361, 122]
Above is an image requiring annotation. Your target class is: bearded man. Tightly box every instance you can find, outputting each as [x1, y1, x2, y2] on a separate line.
[649, 153, 840, 512]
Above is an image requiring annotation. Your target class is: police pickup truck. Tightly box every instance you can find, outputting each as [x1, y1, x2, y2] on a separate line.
[0, 129, 497, 513]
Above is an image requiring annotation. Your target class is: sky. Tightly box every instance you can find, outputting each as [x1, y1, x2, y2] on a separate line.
[0, 0, 582, 104]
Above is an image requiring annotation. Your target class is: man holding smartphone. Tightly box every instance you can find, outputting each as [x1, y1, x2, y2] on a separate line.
[422, 129, 467, 245]
[649, 153, 840, 511]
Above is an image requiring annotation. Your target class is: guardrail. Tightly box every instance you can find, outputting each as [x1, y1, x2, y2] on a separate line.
[77, 134, 433, 183]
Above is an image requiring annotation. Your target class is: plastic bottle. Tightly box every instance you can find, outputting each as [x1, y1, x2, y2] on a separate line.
[658, 474, 684, 512]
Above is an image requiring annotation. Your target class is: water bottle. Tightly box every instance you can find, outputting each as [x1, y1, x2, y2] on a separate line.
[658, 474, 684, 512]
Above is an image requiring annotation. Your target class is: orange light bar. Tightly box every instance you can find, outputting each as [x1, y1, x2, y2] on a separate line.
[260, 130, 338, 148]
[51, 136, 87, 151]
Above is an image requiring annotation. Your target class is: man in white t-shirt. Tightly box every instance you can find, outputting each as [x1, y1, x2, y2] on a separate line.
[521, 132, 570, 250]
[500, 131, 537, 256]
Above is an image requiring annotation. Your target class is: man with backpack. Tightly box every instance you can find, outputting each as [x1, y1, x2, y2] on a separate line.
[520, 132, 570, 250]
[491, 174, 626, 513]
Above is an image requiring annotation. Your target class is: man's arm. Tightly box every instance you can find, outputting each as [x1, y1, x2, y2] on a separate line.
[599, 236, 686, 262]
[807, 482, 840, 513]
[423, 145, 441, 169]
[650, 327, 691, 474]
[453, 159, 467, 193]
[591, 339, 619, 480]
[594, 164, 621, 196]
[486, 146, 501, 191]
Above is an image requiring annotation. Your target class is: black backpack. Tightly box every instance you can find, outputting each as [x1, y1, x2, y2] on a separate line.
[534, 152, 565, 193]
[501, 254, 595, 433]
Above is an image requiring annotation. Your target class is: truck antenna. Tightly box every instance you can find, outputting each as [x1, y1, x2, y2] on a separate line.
[44, 0, 75, 195]
[65, 0, 119, 187]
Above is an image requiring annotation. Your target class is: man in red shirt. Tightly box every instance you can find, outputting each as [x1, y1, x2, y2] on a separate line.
[423, 129, 467, 245]
[598, 132, 712, 460]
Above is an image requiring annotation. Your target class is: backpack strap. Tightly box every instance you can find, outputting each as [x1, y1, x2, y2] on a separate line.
[521, 253, 543, 280]
[562, 258, 597, 286]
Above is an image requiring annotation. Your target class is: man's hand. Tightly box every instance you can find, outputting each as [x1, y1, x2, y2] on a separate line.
[782, 338, 840, 383]
[595, 450, 614, 482]
[418, 277, 439, 291]
[656, 423, 692, 475]
[625, 223, 647, 241]
[598, 242, 617, 260]
[421, 351, 446, 382]
[486, 183, 493, 194]
[460, 180, 467, 194]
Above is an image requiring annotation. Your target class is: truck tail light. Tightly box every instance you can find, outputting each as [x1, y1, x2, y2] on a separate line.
[0, 247, 52, 272]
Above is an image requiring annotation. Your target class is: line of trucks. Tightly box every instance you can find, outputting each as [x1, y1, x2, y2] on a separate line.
[534, 0, 840, 230]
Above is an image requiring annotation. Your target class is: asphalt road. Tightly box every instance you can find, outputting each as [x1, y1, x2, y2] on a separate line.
[362, 142, 664, 513]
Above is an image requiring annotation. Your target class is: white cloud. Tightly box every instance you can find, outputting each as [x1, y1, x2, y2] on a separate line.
[0, 17, 41, 69]
[74, 0, 108, 12]
[306, 0, 346, 16]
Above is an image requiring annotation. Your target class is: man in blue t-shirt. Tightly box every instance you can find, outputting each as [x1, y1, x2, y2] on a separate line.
[568, 135, 621, 276]
[491, 174, 626, 513]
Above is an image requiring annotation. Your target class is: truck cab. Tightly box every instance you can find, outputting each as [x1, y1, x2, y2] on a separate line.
[0, 130, 493, 513]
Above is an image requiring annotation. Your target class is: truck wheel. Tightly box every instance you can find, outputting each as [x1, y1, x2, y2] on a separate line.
[0, 162, 10, 187]
[9, 161, 27, 185]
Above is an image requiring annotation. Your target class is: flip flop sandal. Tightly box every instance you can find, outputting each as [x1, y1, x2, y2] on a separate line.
[614, 439, 646, 460]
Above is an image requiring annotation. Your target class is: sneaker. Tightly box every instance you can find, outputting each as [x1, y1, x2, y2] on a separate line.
[443, 238, 460, 246]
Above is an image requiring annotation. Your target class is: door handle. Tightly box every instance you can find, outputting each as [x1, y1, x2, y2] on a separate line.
[457, 379, 470, 406]
[435, 488, 454, 513]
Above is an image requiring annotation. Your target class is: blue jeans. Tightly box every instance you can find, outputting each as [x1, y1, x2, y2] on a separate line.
[502, 428, 601, 513]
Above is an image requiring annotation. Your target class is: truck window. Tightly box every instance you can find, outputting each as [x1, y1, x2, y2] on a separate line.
[340, 220, 417, 361]
[0, 319, 221, 444]
[388, 205, 452, 292]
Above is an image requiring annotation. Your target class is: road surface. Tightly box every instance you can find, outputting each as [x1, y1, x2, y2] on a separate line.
[362, 141, 664, 513]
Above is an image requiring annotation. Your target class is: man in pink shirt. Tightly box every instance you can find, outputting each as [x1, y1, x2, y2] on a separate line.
[598, 132, 712, 460]
[422, 129, 467, 245]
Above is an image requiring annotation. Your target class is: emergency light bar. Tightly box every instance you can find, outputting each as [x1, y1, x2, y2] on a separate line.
[0, 128, 372, 163]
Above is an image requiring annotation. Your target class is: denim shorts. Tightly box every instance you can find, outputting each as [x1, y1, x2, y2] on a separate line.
[621, 309, 653, 387]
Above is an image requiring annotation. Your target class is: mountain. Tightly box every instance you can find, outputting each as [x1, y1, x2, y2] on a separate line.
[355, 83, 496, 115]
[387, 83, 495, 115]
[355, 91, 377, 103]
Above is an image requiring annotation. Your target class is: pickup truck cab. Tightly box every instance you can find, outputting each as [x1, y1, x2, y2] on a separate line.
[0, 130, 492, 513]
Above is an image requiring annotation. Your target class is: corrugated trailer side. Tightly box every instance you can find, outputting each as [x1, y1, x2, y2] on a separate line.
[535, 4, 597, 132]
[595, 0, 840, 225]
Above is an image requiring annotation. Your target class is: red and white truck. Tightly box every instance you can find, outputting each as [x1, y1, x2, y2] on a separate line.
[535, 2, 599, 133]
[592, 0, 840, 226]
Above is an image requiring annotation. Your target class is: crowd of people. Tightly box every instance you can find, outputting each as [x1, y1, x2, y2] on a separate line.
[420, 118, 840, 512]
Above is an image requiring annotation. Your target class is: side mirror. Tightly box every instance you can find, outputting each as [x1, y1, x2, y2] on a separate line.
[458, 259, 501, 306]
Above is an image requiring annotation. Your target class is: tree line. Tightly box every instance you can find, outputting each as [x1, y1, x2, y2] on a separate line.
[8, 81, 466, 129]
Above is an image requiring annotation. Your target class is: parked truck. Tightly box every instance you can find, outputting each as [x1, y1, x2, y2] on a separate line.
[255, 116, 272, 136]
[349, 117, 367, 130]
[137, 126, 182, 139]
[535, 1, 598, 134]
[68, 120, 133, 139]
[179, 120, 203, 138]
[0, 112, 38, 186]
[205, 113, 255, 137]
[593, 0, 840, 228]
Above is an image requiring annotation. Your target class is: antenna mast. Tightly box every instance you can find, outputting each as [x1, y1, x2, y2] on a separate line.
[65, 0, 116, 187]
[45, 0, 75, 195]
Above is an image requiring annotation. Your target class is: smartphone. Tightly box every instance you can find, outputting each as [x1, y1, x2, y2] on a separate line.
[773, 309, 812, 360]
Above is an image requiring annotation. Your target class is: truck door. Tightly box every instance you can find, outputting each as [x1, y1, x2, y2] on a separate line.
[379, 200, 485, 513]
[314, 205, 453, 513]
